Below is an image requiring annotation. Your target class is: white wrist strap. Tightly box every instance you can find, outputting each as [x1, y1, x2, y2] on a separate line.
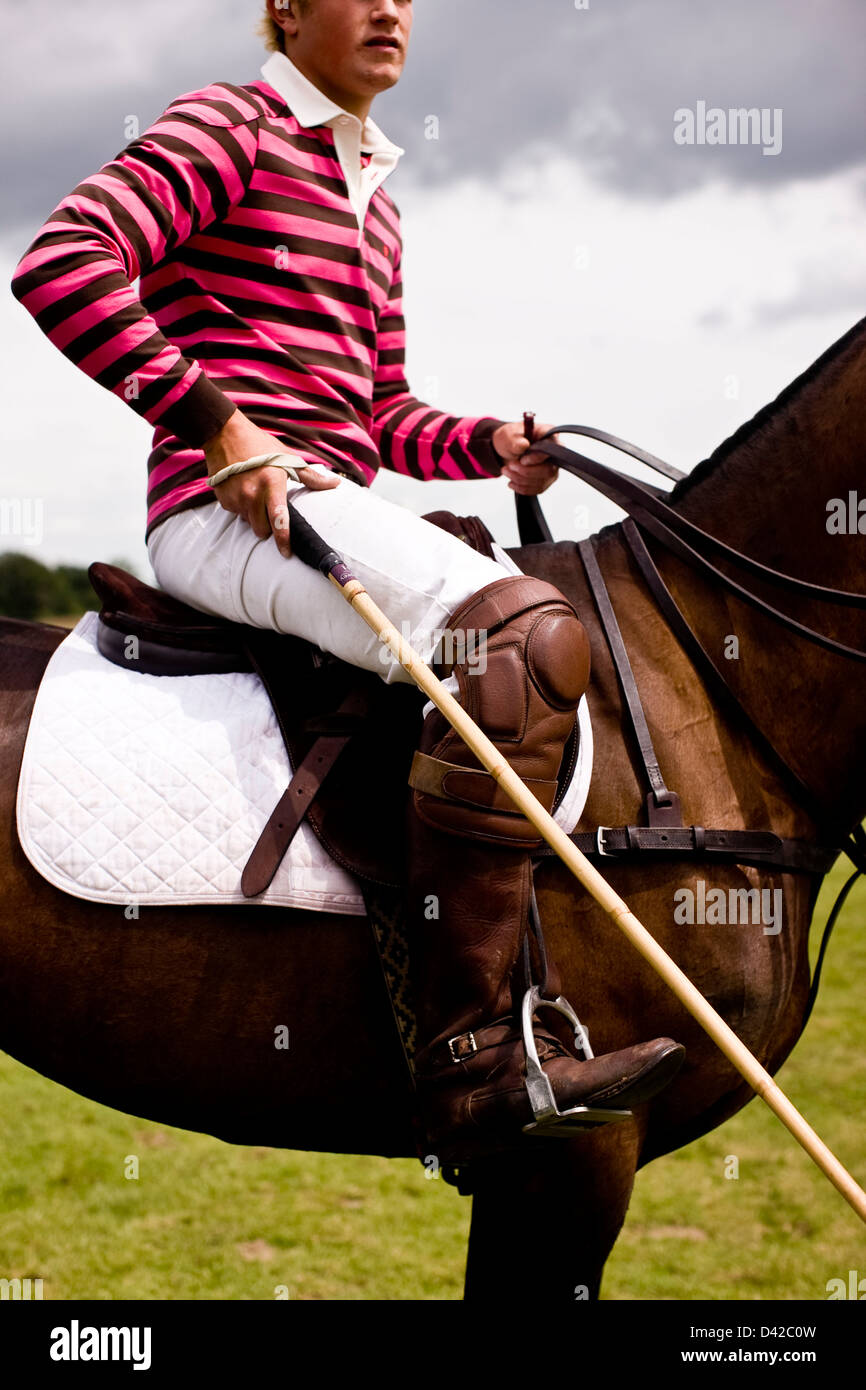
[207, 453, 304, 489]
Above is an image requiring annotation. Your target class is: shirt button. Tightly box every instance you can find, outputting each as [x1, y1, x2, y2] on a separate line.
[338, 115, 351, 126]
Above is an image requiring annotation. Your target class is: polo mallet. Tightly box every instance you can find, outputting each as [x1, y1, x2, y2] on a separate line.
[285, 501, 866, 1226]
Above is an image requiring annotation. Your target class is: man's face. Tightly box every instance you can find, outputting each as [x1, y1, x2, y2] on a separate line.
[280, 0, 412, 114]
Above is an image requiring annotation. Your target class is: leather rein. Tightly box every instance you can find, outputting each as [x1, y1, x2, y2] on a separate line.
[516, 426, 866, 1025]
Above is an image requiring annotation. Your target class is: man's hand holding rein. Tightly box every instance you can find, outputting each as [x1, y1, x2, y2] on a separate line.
[492, 421, 560, 496]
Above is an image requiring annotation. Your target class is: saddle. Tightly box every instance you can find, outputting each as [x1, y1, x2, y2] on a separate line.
[87, 511, 503, 893]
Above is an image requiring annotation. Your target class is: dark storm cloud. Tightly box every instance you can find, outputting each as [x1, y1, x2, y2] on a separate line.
[1, 0, 265, 246]
[400, 0, 866, 197]
[2, 0, 864, 249]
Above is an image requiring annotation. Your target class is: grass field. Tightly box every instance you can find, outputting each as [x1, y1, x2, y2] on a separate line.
[1, 858, 863, 1301]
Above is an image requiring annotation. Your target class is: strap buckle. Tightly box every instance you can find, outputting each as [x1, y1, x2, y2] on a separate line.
[448, 1032, 478, 1063]
[595, 825, 614, 857]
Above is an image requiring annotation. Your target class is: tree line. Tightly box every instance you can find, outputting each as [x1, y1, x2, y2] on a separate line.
[0, 551, 136, 622]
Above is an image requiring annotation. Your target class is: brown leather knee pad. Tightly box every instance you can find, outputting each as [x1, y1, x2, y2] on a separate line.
[408, 576, 590, 847]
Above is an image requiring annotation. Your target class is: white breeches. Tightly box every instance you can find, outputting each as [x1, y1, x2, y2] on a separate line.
[146, 468, 512, 684]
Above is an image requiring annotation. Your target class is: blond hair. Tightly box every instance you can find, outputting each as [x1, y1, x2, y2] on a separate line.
[258, 1, 311, 53]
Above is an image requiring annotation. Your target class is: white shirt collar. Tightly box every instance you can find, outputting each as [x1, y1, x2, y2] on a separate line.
[260, 51, 404, 160]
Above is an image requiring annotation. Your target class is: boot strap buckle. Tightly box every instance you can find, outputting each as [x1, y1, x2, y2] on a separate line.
[448, 1032, 478, 1063]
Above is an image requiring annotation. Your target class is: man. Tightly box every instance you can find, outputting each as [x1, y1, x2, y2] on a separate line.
[11, 0, 683, 1164]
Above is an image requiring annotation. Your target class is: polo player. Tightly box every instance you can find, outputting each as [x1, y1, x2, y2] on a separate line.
[10, 0, 684, 1163]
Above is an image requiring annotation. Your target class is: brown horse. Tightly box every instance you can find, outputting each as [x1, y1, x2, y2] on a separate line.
[2, 317, 865, 1300]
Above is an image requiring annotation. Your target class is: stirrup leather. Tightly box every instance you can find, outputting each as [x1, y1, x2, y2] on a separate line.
[520, 986, 633, 1136]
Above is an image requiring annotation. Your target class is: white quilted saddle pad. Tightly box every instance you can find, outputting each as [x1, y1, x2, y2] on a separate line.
[16, 610, 593, 915]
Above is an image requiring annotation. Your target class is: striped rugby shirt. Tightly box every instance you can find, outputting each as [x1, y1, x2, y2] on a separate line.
[11, 56, 507, 542]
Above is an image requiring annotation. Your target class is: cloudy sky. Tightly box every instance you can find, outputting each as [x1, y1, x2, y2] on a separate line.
[1, 0, 864, 580]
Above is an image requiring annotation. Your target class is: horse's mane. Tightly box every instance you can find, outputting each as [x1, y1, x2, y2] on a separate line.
[669, 313, 866, 505]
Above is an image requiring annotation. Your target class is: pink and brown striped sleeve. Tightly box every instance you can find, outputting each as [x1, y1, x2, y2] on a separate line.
[10, 88, 260, 447]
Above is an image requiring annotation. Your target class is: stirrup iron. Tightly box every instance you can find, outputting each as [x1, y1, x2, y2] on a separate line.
[520, 986, 633, 1136]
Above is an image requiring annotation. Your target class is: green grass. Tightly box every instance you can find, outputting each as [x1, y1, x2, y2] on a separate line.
[0, 859, 863, 1301]
[604, 857, 866, 1301]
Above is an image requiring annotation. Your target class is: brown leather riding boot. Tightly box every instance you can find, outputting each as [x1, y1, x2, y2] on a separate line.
[406, 575, 685, 1164]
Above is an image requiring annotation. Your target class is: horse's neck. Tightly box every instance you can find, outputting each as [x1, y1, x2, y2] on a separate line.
[666, 327, 866, 829]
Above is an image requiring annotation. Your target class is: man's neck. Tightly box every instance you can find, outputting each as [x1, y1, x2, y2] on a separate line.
[282, 48, 372, 123]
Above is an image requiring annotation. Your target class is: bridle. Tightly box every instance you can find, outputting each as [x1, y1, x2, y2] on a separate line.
[518, 426, 866, 1023]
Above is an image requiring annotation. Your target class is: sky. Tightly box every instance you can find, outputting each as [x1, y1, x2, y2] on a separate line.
[1, 0, 864, 580]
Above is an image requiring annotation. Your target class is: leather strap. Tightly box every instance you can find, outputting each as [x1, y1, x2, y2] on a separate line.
[511, 422, 862, 1021]
[519, 424, 865, 836]
[578, 535, 682, 828]
[538, 423, 688, 483]
[621, 519, 829, 828]
[241, 687, 370, 897]
[408, 750, 557, 817]
[534, 428, 866, 615]
[419, 1017, 520, 1074]
[516, 494, 554, 546]
[535, 826, 840, 876]
[535, 440, 866, 661]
